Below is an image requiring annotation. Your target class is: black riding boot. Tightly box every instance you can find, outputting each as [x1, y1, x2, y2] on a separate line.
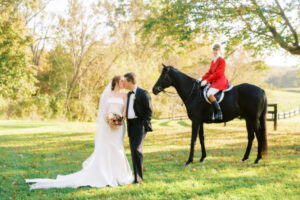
[212, 100, 223, 120]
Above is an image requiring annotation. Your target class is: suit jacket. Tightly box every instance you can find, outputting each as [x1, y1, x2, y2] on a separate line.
[127, 87, 153, 132]
[202, 57, 228, 90]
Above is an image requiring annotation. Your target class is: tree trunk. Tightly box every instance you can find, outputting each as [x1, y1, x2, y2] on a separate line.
[66, 63, 81, 119]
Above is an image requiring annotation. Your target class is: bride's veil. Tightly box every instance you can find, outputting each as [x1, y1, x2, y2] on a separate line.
[96, 82, 112, 124]
[82, 82, 112, 167]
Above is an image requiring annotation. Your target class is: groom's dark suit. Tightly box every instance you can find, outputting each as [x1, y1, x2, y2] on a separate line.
[126, 86, 153, 183]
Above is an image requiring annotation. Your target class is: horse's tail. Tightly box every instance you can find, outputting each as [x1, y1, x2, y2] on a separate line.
[260, 93, 268, 158]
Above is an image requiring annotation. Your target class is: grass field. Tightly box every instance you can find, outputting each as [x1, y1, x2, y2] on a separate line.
[266, 88, 300, 112]
[0, 116, 299, 200]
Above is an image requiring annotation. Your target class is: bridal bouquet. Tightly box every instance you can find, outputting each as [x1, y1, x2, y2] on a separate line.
[106, 112, 124, 129]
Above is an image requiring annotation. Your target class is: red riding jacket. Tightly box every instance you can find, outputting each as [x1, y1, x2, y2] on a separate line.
[202, 57, 228, 90]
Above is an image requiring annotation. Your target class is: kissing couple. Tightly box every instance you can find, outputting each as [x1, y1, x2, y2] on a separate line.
[26, 72, 153, 189]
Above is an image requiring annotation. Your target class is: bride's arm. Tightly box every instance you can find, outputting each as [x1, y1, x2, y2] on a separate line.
[123, 93, 128, 119]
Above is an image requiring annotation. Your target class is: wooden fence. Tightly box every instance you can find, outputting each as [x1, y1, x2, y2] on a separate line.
[267, 104, 278, 130]
[276, 108, 300, 119]
[267, 104, 300, 130]
[156, 104, 300, 131]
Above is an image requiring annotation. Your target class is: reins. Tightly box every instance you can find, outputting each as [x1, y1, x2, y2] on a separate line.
[182, 81, 197, 104]
[162, 90, 177, 97]
[162, 81, 197, 106]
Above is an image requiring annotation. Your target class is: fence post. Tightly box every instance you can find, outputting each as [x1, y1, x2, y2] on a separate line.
[274, 104, 277, 130]
[267, 104, 277, 131]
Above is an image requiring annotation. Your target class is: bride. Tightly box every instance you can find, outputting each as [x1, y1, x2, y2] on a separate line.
[26, 76, 134, 189]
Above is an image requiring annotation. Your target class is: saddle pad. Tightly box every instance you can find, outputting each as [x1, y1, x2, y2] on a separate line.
[203, 83, 233, 104]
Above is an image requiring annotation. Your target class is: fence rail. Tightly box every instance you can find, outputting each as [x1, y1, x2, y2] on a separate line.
[276, 108, 300, 119]
[156, 104, 300, 131]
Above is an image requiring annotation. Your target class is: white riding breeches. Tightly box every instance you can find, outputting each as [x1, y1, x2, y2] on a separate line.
[207, 88, 219, 96]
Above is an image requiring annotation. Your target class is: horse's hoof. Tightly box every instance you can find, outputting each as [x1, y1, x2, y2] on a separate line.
[241, 157, 248, 162]
[254, 157, 261, 164]
[185, 161, 192, 166]
[199, 158, 205, 162]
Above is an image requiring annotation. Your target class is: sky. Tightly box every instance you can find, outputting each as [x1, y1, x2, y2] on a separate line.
[46, 0, 68, 15]
[265, 52, 299, 68]
[43, 0, 299, 68]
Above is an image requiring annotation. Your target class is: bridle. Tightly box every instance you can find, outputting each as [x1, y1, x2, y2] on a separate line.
[156, 67, 172, 93]
[157, 67, 197, 105]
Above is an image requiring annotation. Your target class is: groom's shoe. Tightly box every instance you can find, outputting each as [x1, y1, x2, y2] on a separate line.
[133, 181, 143, 185]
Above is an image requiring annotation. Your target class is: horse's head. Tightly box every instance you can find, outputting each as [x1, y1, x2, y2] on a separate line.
[152, 64, 173, 95]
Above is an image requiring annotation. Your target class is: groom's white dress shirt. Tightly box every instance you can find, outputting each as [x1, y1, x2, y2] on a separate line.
[127, 85, 138, 119]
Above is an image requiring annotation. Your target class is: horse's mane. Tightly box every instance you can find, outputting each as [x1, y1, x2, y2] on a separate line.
[168, 66, 197, 82]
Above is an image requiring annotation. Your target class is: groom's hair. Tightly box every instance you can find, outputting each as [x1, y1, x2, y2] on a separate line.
[124, 72, 136, 84]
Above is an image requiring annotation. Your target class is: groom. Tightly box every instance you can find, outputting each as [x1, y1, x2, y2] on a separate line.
[123, 72, 153, 184]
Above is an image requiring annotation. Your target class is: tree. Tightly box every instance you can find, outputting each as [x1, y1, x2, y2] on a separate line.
[55, 0, 105, 117]
[225, 47, 268, 86]
[142, 0, 300, 56]
[0, 0, 36, 100]
[22, 0, 54, 66]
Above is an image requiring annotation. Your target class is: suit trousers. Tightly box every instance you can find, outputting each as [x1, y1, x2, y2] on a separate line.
[127, 118, 145, 183]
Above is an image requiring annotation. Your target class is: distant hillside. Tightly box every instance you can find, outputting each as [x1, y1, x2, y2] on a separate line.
[266, 68, 300, 88]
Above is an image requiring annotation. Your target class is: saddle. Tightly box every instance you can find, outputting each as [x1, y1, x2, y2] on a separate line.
[203, 83, 233, 104]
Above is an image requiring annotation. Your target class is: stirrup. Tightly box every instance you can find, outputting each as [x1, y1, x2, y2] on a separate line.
[215, 112, 223, 120]
[212, 112, 222, 120]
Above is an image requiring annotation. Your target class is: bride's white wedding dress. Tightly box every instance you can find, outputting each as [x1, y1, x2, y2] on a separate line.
[26, 83, 134, 189]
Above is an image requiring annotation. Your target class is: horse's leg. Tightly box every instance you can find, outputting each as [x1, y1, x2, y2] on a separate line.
[185, 121, 199, 166]
[198, 123, 206, 162]
[242, 119, 255, 162]
[253, 120, 262, 164]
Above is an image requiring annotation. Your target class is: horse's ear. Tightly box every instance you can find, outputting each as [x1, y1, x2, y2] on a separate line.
[162, 63, 166, 68]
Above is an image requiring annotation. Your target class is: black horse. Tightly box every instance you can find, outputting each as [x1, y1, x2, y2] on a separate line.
[153, 64, 268, 165]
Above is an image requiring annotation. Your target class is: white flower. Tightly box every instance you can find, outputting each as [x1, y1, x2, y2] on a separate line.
[108, 112, 114, 119]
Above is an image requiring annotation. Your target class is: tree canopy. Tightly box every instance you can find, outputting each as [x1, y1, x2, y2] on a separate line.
[142, 0, 300, 56]
[0, 0, 36, 100]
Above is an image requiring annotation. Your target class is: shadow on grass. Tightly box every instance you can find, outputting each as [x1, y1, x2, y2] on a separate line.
[0, 124, 55, 130]
[177, 121, 190, 127]
[0, 132, 92, 143]
[159, 121, 171, 127]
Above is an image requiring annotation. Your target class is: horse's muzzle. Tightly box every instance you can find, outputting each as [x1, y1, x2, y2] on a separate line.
[152, 86, 162, 95]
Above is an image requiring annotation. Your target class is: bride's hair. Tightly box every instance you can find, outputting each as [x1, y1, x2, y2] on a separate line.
[111, 75, 121, 90]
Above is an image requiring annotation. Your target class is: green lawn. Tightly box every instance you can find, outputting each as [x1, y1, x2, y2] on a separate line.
[0, 117, 299, 200]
